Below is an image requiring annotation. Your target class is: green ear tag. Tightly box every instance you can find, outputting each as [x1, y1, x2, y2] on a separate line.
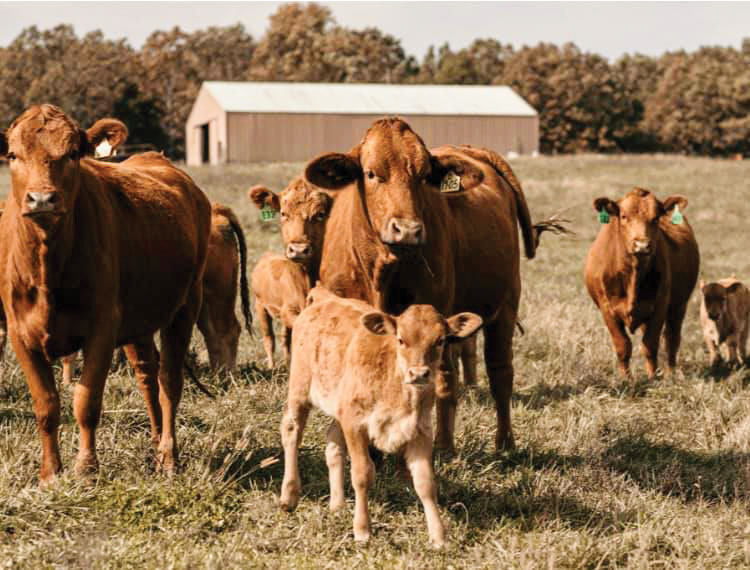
[671, 205, 683, 225]
[260, 206, 276, 221]
[598, 208, 610, 224]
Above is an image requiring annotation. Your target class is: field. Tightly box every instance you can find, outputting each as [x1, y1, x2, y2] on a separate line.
[2, 155, 750, 568]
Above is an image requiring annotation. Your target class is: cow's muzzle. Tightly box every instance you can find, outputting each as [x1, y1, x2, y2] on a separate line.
[381, 218, 425, 247]
[286, 242, 312, 261]
[23, 191, 63, 217]
[631, 239, 652, 257]
[405, 366, 431, 385]
[708, 312, 721, 322]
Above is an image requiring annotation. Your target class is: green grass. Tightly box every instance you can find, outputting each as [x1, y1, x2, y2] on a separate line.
[3, 155, 750, 568]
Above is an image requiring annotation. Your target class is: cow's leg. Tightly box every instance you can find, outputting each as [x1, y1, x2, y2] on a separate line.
[74, 329, 117, 475]
[705, 336, 721, 367]
[641, 319, 664, 379]
[405, 434, 445, 548]
[124, 338, 162, 448]
[602, 313, 632, 377]
[483, 313, 517, 451]
[61, 353, 75, 385]
[460, 336, 478, 386]
[157, 284, 201, 473]
[279, 399, 310, 511]
[740, 321, 749, 364]
[196, 301, 221, 371]
[282, 327, 293, 364]
[224, 316, 241, 371]
[325, 419, 347, 511]
[343, 426, 375, 542]
[434, 349, 460, 452]
[664, 302, 688, 374]
[256, 299, 275, 367]
[11, 331, 61, 483]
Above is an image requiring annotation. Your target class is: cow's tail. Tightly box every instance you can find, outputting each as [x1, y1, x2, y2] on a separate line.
[184, 359, 216, 399]
[216, 204, 253, 337]
[457, 145, 538, 259]
[532, 212, 575, 248]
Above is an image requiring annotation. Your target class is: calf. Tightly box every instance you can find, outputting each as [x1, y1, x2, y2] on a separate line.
[248, 179, 331, 365]
[0, 105, 211, 482]
[279, 286, 482, 546]
[700, 277, 750, 367]
[585, 187, 700, 377]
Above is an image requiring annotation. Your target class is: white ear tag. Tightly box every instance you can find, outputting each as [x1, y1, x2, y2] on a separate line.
[440, 171, 461, 193]
[94, 138, 113, 159]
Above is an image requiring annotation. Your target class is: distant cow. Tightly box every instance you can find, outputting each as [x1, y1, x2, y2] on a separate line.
[584, 187, 700, 377]
[279, 286, 482, 546]
[248, 179, 332, 366]
[700, 277, 750, 367]
[303, 117, 554, 451]
[0, 105, 211, 482]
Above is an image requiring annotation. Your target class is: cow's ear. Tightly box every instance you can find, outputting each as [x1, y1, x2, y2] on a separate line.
[248, 185, 280, 211]
[699, 279, 706, 292]
[0, 131, 7, 157]
[361, 312, 397, 336]
[593, 197, 619, 216]
[446, 312, 483, 343]
[87, 118, 128, 158]
[315, 191, 333, 215]
[661, 195, 688, 213]
[429, 153, 484, 191]
[305, 151, 361, 190]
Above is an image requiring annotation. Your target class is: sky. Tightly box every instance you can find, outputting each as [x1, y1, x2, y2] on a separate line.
[0, 1, 748, 61]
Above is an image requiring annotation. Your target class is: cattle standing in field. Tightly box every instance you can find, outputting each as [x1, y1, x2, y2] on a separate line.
[0, 105, 211, 482]
[585, 187, 700, 378]
[699, 277, 750, 367]
[280, 286, 482, 546]
[303, 117, 549, 452]
[248, 179, 332, 366]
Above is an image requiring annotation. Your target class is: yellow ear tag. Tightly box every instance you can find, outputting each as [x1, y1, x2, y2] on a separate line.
[440, 171, 461, 193]
[260, 206, 276, 221]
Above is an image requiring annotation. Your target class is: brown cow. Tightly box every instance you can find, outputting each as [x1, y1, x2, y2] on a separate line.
[584, 187, 700, 377]
[248, 179, 332, 365]
[0, 105, 211, 482]
[280, 286, 482, 546]
[699, 277, 750, 367]
[303, 117, 544, 452]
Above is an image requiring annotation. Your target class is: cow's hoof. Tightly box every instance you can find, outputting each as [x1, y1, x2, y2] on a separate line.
[74, 453, 99, 478]
[353, 529, 371, 543]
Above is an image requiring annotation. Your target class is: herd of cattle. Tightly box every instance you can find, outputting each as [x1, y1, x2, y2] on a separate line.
[0, 104, 747, 547]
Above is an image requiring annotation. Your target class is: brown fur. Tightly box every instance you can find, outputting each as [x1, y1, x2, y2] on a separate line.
[584, 187, 700, 378]
[279, 286, 481, 546]
[0, 105, 211, 482]
[303, 117, 540, 451]
[699, 277, 750, 367]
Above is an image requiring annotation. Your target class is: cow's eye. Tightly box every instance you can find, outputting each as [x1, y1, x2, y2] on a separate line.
[621, 215, 628, 221]
[367, 170, 375, 180]
[280, 212, 288, 221]
[69, 150, 79, 161]
[397, 337, 404, 346]
[314, 213, 326, 222]
[6, 152, 16, 161]
[435, 338, 445, 348]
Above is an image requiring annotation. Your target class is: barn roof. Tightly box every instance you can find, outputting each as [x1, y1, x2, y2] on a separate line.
[201, 81, 537, 117]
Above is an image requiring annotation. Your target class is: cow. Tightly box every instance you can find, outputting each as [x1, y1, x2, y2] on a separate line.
[279, 286, 482, 546]
[302, 117, 549, 452]
[699, 277, 750, 367]
[584, 187, 700, 378]
[0, 104, 211, 482]
[248, 179, 332, 366]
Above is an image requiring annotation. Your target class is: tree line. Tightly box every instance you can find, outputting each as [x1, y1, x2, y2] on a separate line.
[1, 2, 748, 158]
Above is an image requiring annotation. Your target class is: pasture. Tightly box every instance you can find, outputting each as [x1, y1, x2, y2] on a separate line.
[2, 154, 750, 568]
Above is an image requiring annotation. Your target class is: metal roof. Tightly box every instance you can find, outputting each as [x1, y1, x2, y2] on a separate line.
[202, 81, 537, 117]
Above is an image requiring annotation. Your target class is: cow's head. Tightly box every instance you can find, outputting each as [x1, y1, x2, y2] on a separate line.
[361, 305, 482, 386]
[249, 177, 332, 265]
[594, 188, 687, 260]
[305, 118, 480, 251]
[1, 105, 98, 230]
[700, 280, 741, 322]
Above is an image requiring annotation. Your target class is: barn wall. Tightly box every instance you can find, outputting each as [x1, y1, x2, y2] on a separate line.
[225, 113, 538, 163]
[185, 89, 227, 166]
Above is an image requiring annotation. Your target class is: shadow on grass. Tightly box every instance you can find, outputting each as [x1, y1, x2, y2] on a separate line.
[603, 434, 750, 502]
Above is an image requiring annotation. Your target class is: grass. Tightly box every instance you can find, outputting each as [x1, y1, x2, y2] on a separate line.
[2, 154, 750, 568]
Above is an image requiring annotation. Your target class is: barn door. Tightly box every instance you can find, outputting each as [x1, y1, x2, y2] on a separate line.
[200, 123, 210, 164]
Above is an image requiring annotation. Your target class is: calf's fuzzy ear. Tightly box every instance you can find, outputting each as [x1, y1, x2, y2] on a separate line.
[593, 197, 619, 216]
[248, 186, 281, 211]
[361, 312, 397, 336]
[446, 312, 483, 342]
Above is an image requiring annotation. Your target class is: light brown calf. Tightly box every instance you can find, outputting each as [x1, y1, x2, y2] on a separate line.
[279, 286, 482, 547]
[700, 277, 750, 367]
[585, 187, 700, 377]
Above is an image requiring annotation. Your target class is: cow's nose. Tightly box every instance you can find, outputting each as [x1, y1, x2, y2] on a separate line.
[406, 366, 431, 384]
[383, 218, 425, 246]
[25, 191, 60, 214]
[633, 240, 652, 255]
[286, 242, 312, 260]
[709, 312, 720, 321]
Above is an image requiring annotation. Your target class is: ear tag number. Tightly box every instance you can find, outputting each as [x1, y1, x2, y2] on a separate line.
[671, 205, 683, 225]
[261, 206, 276, 221]
[440, 171, 461, 193]
[598, 208, 610, 224]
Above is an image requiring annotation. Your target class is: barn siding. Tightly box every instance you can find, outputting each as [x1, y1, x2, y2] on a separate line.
[225, 113, 538, 163]
[185, 89, 227, 166]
